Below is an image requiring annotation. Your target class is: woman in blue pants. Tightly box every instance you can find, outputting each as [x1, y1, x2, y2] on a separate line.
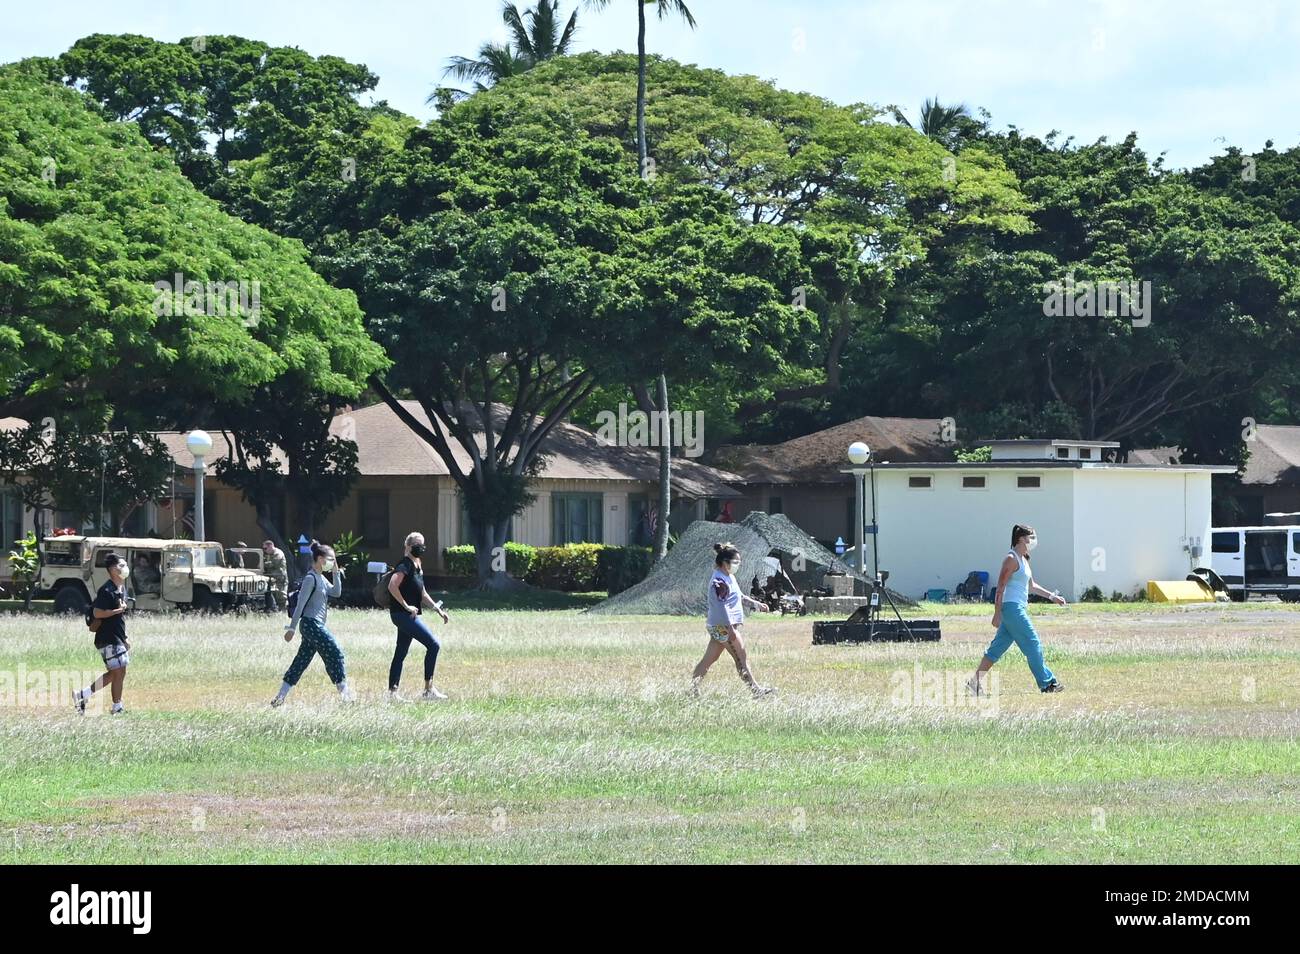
[386, 531, 450, 701]
[969, 524, 1065, 695]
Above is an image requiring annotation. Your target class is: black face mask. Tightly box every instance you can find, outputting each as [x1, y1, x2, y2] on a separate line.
[410, 544, 426, 557]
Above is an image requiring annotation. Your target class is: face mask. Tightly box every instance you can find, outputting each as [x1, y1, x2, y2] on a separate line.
[410, 544, 426, 557]
[322, 558, 336, 572]
[1026, 535, 1038, 552]
[115, 566, 129, 579]
[728, 560, 741, 571]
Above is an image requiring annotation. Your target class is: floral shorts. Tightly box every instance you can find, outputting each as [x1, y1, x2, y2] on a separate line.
[98, 642, 129, 670]
[706, 623, 733, 644]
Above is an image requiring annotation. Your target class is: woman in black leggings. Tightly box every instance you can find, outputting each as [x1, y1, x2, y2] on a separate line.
[387, 531, 450, 701]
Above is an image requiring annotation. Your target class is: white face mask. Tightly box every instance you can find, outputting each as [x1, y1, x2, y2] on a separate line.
[322, 558, 336, 572]
[1026, 534, 1038, 552]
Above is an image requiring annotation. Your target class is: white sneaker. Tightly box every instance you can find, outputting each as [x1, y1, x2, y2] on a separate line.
[420, 687, 448, 701]
[750, 684, 776, 698]
[270, 696, 285, 708]
[339, 687, 357, 703]
[965, 676, 982, 697]
[386, 689, 407, 703]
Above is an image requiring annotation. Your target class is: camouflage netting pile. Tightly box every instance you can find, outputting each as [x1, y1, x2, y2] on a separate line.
[589, 511, 915, 615]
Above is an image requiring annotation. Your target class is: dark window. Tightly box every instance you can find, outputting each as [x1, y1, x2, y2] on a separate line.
[962, 476, 986, 489]
[908, 475, 932, 489]
[768, 496, 783, 515]
[358, 492, 390, 548]
[1056, 447, 1069, 458]
[1293, 532, 1300, 555]
[627, 494, 651, 546]
[1017, 475, 1041, 489]
[1079, 447, 1093, 460]
[1, 486, 22, 550]
[552, 494, 603, 545]
[1212, 532, 1240, 554]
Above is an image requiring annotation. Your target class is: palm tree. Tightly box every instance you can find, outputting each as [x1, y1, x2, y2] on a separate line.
[433, 1, 580, 103]
[890, 97, 978, 149]
[586, 0, 695, 179]
[584, 1, 696, 564]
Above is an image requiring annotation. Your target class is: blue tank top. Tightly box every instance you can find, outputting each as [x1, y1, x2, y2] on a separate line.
[1001, 549, 1032, 605]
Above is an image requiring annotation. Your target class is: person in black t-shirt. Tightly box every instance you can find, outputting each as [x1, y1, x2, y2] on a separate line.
[74, 552, 132, 715]
[386, 531, 450, 701]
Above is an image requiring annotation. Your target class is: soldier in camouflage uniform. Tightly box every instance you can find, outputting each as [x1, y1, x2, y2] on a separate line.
[262, 539, 289, 611]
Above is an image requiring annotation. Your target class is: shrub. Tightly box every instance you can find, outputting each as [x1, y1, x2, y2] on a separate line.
[1080, 585, 1104, 603]
[442, 542, 536, 579]
[526, 543, 603, 591]
[598, 546, 653, 595]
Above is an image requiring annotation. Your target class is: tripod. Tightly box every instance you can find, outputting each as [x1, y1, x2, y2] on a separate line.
[863, 573, 914, 641]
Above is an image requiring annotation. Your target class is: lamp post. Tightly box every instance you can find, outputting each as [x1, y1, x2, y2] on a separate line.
[186, 430, 213, 542]
[847, 442, 870, 579]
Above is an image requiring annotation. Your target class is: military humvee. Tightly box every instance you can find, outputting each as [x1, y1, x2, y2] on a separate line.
[35, 535, 270, 614]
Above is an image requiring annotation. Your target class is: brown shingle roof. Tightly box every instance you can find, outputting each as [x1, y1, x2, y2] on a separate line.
[712, 415, 952, 485]
[1238, 425, 1300, 485]
[329, 401, 742, 497]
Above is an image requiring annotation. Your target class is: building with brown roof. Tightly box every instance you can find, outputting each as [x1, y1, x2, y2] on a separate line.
[711, 415, 953, 544]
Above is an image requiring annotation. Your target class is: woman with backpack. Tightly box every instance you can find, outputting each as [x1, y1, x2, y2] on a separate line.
[385, 531, 450, 701]
[271, 540, 352, 706]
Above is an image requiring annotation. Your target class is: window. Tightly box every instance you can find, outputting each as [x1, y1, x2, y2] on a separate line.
[552, 494, 603, 545]
[961, 476, 986, 489]
[1017, 475, 1041, 489]
[1056, 447, 1069, 459]
[1212, 532, 1240, 554]
[358, 492, 390, 548]
[768, 496, 783, 515]
[627, 494, 652, 546]
[908, 475, 932, 489]
[1079, 447, 1093, 460]
[1, 486, 22, 550]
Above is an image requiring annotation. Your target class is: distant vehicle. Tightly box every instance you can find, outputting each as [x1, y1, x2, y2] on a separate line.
[1209, 526, 1300, 602]
[35, 535, 270, 614]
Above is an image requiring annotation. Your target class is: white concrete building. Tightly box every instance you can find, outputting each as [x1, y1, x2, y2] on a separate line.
[845, 439, 1236, 601]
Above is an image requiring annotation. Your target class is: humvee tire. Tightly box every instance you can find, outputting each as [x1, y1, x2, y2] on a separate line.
[53, 585, 90, 615]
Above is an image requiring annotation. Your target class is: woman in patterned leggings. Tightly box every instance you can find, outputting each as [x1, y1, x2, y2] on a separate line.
[272, 541, 352, 706]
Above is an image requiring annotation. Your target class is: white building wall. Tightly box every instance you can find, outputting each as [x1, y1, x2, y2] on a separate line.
[872, 467, 1076, 600]
[1071, 469, 1212, 599]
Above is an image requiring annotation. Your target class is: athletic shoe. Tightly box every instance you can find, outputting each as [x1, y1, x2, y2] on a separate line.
[1040, 679, 1065, 693]
[73, 689, 86, 715]
[965, 676, 983, 697]
[270, 696, 285, 708]
[386, 690, 407, 703]
[420, 687, 448, 701]
[339, 686, 357, 703]
[110, 704, 124, 715]
[750, 684, 776, 698]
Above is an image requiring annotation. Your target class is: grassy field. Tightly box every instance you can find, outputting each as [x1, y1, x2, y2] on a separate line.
[1, 600, 1298, 864]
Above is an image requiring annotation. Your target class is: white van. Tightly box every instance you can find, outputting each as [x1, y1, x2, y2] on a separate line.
[1209, 526, 1300, 602]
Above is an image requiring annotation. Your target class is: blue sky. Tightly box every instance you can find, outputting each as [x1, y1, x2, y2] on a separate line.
[4, 0, 1298, 170]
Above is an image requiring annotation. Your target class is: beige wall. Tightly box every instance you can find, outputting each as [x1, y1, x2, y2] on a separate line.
[730, 482, 855, 545]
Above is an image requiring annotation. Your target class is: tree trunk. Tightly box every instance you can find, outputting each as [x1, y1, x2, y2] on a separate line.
[472, 516, 528, 591]
[652, 373, 671, 562]
[637, 2, 647, 176]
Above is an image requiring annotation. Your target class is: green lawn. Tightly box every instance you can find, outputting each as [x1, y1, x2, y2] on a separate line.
[1, 602, 1297, 863]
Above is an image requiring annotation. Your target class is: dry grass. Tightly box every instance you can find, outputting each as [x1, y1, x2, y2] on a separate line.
[1, 604, 1298, 863]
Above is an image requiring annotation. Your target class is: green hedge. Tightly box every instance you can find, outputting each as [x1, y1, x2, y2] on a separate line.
[442, 542, 653, 593]
[597, 546, 654, 595]
[442, 542, 536, 579]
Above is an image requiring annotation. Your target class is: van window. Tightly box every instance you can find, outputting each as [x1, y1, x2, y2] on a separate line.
[1212, 532, 1239, 554]
[1293, 532, 1300, 555]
